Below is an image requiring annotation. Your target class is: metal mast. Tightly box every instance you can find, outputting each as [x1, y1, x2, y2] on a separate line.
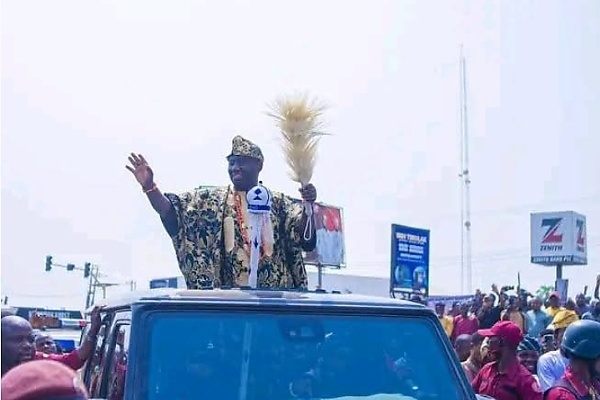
[459, 46, 473, 294]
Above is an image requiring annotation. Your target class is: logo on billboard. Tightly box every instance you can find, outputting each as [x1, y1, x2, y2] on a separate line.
[576, 219, 585, 251]
[540, 218, 563, 251]
[530, 211, 587, 266]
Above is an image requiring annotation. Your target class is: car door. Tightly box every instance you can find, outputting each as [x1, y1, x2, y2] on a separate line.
[100, 311, 132, 400]
[89, 310, 131, 400]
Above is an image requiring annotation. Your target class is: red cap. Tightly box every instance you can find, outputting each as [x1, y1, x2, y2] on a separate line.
[549, 291, 561, 299]
[477, 320, 523, 346]
[1, 360, 88, 400]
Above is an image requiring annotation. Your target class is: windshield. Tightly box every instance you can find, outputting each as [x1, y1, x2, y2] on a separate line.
[145, 310, 463, 400]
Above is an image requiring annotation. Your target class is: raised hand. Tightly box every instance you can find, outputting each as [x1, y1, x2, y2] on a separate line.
[88, 305, 104, 335]
[299, 184, 317, 203]
[126, 153, 154, 190]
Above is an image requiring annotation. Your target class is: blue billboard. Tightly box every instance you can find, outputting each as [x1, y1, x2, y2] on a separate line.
[390, 224, 430, 296]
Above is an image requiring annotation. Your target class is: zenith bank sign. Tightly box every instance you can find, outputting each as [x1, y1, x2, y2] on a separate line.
[530, 211, 587, 266]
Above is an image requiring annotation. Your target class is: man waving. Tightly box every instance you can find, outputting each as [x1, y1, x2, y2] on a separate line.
[127, 136, 317, 290]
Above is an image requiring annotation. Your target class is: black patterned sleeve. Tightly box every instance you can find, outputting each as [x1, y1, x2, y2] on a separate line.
[162, 191, 199, 239]
[282, 195, 308, 289]
[161, 188, 209, 287]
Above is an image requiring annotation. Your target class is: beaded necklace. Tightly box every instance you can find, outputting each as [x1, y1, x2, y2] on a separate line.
[234, 192, 264, 259]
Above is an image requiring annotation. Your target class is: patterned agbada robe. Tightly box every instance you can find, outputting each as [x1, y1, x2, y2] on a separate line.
[163, 184, 308, 290]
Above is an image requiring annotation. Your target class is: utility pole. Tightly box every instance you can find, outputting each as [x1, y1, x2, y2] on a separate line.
[84, 264, 118, 308]
[459, 46, 473, 294]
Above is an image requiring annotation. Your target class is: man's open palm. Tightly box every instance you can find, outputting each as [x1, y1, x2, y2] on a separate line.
[126, 153, 154, 189]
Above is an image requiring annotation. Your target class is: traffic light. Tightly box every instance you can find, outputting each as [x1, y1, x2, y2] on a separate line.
[45, 256, 53, 271]
[84, 262, 91, 278]
[66, 264, 75, 271]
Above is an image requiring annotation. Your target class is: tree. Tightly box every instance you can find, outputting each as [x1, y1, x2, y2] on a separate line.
[536, 285, 554, 301]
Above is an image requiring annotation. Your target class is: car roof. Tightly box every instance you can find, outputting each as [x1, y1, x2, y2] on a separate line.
[88, 288, 426, 313]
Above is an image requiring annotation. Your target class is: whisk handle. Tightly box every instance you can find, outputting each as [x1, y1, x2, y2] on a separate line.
[303, 201, 314, 242]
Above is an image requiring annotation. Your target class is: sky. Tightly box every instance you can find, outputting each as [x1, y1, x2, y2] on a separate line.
[2, 0, 599, 309]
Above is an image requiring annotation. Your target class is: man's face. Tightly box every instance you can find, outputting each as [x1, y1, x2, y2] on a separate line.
[485, 336, 506, 362]
[451, 304, 459, 315]
[1, 318, 35, 371]
[435, 305, 445, 316]
[227, 155, 261, 191]
[517, 350, 539, 374]
[549, 296, 559, 307]
[455, 341, 471, 362]
[35, 334, 56, 354]
[482, 297, 493, 308]
[518, 296, 528, 309]
[575, 294, 586, 306]
[531, 298, 542, 311]
[565, 299, 576, 311]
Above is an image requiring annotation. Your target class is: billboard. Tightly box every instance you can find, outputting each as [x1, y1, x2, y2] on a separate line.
[291, 200, 346, 268]
[426, 295, 473, 310]
[14, 308, 83, 320]
[390, 224, 430, 296]
[530, 211, 587, 266]
[149, 277, 179, 289]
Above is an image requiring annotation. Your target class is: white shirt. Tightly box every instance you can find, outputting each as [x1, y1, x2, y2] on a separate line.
[537, 350, 568, 392]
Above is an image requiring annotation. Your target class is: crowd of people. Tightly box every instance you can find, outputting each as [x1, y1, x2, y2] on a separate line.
[432, 275, 600, 399]
[0, 307, 102, 400]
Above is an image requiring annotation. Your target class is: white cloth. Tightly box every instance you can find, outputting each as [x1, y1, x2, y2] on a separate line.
[247, 213, 272, 288]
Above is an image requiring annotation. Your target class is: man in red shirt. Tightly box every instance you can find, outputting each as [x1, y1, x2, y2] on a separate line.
[545, 319, 600, 400]
[451, 302, 479, 343]
[472, 320, 543, 400]
[1, 306, 102, 376]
